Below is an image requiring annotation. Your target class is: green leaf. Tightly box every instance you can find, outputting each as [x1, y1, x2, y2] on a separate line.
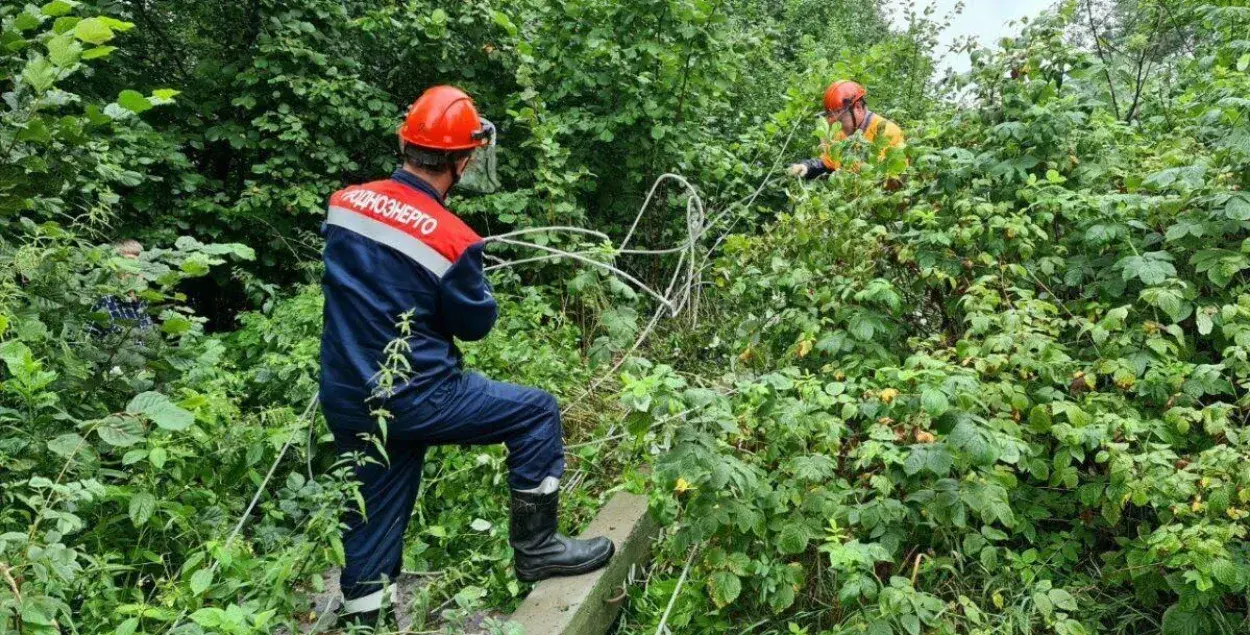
[0, 340, 31, 374]
[1049, 588, 1078, 612]
[1028, 405, 1052, 431]
[920, 388, 949, 416]
[46, 32, 80, 66]
[926, 446, 953, 475]
[149, 447, 168, 469]
[903, 448, 927, 476]
[1197, 309, 1214, 335]
[1033, 590, 1054, 617]
[52, 15, 80, 33]
[161, 316, 193, 335]
[189, 568, 213, 596]
[848, 314, 877, 341]
[1210, 558, 1239, 587]
[900, 613, 921, 635]
[949, 420, 996, 465]
[1161, 605, 1205, 635]
[127, 392, 194, 431]
[190, 607, 225, 628]
[41, 1, 77, 17]
[905, 446, 951, 476]
[117, 89, 153, 114]
[96, 416, 144, 447]
[777, 523, 809, 554]
[1140, 286, 1187, 321]
[491, 11, 518, 36]
[707, 571, 741, 608]
[789, 454, 835, 481]
[97, 16, 134, 32]
[81, 45, 116, 60]
[1119, 253, 1176, 286]
[21, 56, 58, 92]
[19, 598, 54, 625]
[129, 491, 156, 527]
[13, 9, 44, 31]
[73, 17, 115, 45]
[768, 584, 796, 612]
[725, 552, 752, 576]
[1226, 195, 1250, 221]
[115, 617, 139, 635]
[47, 433, 85, 458]
[125, 392, 167, 415]
[453, 585, 486, 609]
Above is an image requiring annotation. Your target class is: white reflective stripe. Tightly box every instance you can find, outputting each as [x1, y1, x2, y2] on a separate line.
[341, 583, 395, 614]
[327, 205, 452, 277]
[517, 476, 560, 495]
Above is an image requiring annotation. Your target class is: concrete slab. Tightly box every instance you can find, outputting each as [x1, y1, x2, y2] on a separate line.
[508, 492, 658, 635]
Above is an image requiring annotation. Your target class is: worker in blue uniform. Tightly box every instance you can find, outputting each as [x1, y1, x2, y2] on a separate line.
[319, 85, 614, 629]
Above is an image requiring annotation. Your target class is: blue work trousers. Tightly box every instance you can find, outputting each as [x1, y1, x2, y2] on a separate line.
[327, 372, 565, 601]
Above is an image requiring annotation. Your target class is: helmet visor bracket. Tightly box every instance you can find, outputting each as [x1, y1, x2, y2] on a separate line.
[458, 118, 500, 194]
[822, 97, 863, 121]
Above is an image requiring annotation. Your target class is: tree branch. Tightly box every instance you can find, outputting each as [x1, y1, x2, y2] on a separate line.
[1085, 0, 1121, 119]
[1125, 12, 1165, 123]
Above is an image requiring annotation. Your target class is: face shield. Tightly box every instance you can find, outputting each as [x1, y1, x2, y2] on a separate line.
[823, 99, 865, 131]
[458, 119, 500, 193]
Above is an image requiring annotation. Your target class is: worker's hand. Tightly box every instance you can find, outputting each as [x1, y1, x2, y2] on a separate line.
[788, 163, 808, 178]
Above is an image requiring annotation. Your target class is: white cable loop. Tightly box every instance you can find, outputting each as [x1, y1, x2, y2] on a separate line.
[485, 117, 801, 446]
[483, 225, 612, 243]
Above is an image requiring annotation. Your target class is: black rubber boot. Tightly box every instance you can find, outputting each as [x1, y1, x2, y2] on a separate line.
[509, 490, 615, 582]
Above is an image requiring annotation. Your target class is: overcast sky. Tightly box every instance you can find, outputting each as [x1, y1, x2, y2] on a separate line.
[888, 0, 1058, 74]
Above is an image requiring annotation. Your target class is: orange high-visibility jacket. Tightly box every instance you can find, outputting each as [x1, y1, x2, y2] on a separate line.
[821, 112, 905, 171]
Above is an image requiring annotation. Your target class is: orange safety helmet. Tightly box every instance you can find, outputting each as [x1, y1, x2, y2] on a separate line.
[398, 85, 493, 152]
[823, 80, 867, 116]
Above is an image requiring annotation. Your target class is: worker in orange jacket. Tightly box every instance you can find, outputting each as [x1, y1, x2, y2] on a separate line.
[789, 80, 905, 178]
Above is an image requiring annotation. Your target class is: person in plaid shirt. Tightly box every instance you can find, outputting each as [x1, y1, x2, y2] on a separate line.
[91, 239, 154, 335]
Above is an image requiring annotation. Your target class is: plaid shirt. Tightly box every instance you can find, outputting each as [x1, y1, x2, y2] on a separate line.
[91, 295, 154, 335]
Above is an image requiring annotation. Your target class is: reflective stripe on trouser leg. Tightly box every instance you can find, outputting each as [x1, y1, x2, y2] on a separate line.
[341, 583, 396, 615]
[331, 427, 427, 602]
[516, 476, 560, 495]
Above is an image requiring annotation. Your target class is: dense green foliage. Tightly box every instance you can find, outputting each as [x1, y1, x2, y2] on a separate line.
[3, 0, 1249, 634]
[621, 3, 1250, 634]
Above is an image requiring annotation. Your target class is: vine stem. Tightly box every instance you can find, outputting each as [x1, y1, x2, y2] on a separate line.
[654, 545, 700, 635]
[0, 562, 20, 601]
[218, 392, 321, 567]
[0, 562, 22, 634]
[27, 418, 103, 544]
[162, 393, 320, 635]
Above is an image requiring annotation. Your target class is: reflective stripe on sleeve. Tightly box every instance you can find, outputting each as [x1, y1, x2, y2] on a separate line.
[327, 205, 453, 277]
